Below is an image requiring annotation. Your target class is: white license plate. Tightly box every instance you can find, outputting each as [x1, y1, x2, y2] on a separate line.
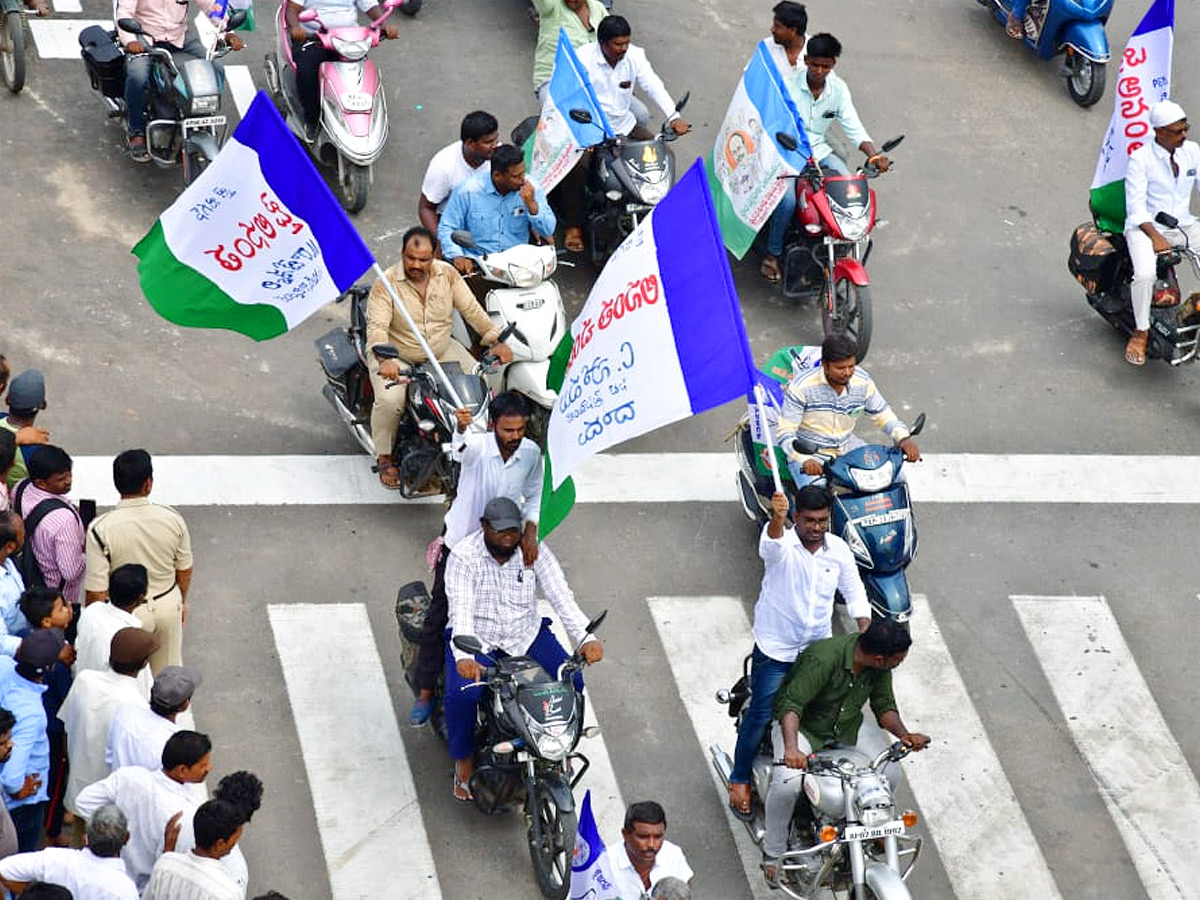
[184, 115, 227, 129]
[341, 92, 372, 112]
[843, 821, 905, 842]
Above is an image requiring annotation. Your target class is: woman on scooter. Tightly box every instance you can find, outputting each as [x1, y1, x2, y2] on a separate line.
[285, 0, 398, 138]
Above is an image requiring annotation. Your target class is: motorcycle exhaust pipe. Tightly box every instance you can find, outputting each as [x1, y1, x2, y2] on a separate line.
[709, 744, 734, 788]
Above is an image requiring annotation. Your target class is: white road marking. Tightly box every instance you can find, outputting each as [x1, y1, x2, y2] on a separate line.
[29, 18, 111, 59]
[1014, 594, 1200, 900]
[543, 604, 626, 842]
[63, 452, 1200, 507]
[224, 63, 256, 118]
[268, 603, 441, 900]
[647, 596, 775, 900]
[896, 594, 1064, 900]
[52, 0, 82, 13]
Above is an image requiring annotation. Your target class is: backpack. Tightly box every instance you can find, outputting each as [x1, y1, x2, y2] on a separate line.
[11, 480, 71, 590]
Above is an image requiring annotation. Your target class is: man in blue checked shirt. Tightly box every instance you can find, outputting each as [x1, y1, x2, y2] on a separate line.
[438, 144, 557, 274]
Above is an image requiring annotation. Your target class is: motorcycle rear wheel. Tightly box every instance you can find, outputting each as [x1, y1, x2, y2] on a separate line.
[527, 783, 576, 900]
[822, 278, 873, 362]
[1067, 58, 1105, 108]
[0, 10, 27, 94]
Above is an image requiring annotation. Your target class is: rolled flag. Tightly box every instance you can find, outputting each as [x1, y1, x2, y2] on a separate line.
[1089, 0, 1173, 233]
[569, 791, 620, 900]
[540, 159, 758, 535]
[133, 91, 374, 340]
[747, 345, 820, 478]
[709, 39, 812, 258]
[523, 28, 613, 193]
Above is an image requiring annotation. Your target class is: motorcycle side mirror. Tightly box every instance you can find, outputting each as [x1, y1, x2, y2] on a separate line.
[775, 132, 798, 152]
[674, 91, 690, 113]
[583, 609, 607, 636]
[881, 135, 905, 153]
[910, 412, 926, 436]
[450, 230, 476, 249]
[117, 17, 144, 34]
[297, 8, 319, 22]
[1156, 211, 1180, 230]
[569, 108, 594, 125]
[226, 8, 246, 28]
[452, 634, 483, 655]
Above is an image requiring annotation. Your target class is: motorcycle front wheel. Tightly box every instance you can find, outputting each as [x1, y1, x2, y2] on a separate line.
[1067, 58, 1105, 107]
[338, 160, 369, 214]
[0, 9, 27, 94]
[823, 278, 873, 362]
[527, 782, 576, 900]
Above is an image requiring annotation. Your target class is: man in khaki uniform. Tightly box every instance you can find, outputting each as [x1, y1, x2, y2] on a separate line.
[366, 225, 511, 489]
[83, 450, 192, 674]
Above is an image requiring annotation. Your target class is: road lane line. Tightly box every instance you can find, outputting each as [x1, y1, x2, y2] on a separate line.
[268, 603, 440, 900]
[897, 594, 1064, 900]
[544, 605, 626, 841]
[224, 63, 256, 118]
[1014, 594, 1200, 900]
[647, 596, 775, 900]
[64, 452, 1200, 507]
[29, 19, 111, 58]
[53, 0, 82, 13]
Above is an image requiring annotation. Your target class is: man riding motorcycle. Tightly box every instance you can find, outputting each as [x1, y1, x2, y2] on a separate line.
[116, 0, 244, 161]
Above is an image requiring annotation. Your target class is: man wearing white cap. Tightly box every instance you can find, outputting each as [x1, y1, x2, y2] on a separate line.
[1122, 99, 1200, 365]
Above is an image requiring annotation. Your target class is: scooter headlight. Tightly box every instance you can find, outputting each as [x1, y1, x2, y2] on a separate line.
[331, 36, 371, 60]
[848, 461, 894, 492]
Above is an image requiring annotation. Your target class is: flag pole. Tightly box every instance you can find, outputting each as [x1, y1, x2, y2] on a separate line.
[753, 383, 785, 497]
[371, 262, 467, 411]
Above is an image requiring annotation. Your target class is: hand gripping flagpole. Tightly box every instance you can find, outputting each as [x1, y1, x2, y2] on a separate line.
[753, 383, 785, 497]
[371, 262, 467, 411]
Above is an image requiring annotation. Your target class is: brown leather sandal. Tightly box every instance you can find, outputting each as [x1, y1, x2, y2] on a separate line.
[1124, 330, 1148, 366]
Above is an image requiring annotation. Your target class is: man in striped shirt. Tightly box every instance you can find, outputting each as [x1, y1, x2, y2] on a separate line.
[775, 333, 919, 486]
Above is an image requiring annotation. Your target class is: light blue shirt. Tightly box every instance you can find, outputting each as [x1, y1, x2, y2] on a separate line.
[793, 69, 871, 166]
[0, 656, 50, 809]
[299, 0, 375, 33]
[438, 169, 557, 261]
[0, 559, 28, 658]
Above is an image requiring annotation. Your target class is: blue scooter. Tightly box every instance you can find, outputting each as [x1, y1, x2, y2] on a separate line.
[980, 0, 1112, 107]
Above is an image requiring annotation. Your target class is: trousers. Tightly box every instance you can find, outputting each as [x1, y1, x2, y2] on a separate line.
[368, 339, 477, 457]
[1125, 221, 1200, 330]
[292, 38, 339, 127]
[414, 544, 450, 692]
[124, 37, 215, 136]
[134, 584, 184, 674]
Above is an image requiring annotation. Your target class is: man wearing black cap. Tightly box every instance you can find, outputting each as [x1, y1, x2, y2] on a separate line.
[107, 665, 201, 772]
[0, 627, 65, 850]
[442, 496, 603, 800]
[0, 371, 50, 493]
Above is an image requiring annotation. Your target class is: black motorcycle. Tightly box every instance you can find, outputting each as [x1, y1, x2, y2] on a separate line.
[79, 13, 243, 185]
[314, 286, 490, 499]
[1069, 210, 1200, 365]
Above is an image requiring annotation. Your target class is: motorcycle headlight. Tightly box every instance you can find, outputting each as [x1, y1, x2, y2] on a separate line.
[530, 722, 574, 762]
[331, 36, 370, 60]
[853, 774, 894, 826]
[848, 461, 894, 492]
[637, 177, 670, 205]
[189, 94, 220, 115]
[838, 217, 870, 242]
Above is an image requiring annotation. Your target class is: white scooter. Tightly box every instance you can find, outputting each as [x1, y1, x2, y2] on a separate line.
[262, 0, 402, 213]
[450, 231, 568, 442]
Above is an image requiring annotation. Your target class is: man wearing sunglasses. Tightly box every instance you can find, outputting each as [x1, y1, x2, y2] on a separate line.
[1122, 100, 1200, 365]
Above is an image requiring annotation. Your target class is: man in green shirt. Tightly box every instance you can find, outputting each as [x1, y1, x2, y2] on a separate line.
[762, 619, 929, 878]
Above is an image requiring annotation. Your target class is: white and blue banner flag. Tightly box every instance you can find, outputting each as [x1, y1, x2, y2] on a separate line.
[546, 159, 758, 488]
[525, 28, 614, 193]
[569, 791, 620, 900]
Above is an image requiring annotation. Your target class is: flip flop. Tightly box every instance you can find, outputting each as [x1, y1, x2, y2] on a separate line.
[1124, 331, 1148, 366]
[453, 773, 474, 803]
[761, 858, 781, 890]
[377, 460, 402, 490]
[760, 256, 781, 285]
[564, 227, 585, 253]
[728, 800, 754, 822]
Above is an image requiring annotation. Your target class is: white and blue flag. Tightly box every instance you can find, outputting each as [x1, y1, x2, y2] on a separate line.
[569, 791, 620, 900]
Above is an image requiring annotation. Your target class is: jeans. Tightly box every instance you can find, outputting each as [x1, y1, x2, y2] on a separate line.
[9, 801, 47, 853]
[765, 153, 851, 257]
[729, 645, 794, 784]
[442, 618, 584, 760]
[124, 36, 210, 137]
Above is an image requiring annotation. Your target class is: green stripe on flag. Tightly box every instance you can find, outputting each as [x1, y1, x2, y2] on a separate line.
[707, 151, 760, 259]
[133, 220, 289, 341]
[1089, 180, 1126, 234]
[539, 329, 575, 539]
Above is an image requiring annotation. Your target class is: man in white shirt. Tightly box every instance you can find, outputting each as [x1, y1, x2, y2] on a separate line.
[0, 804, 138, 900]
[409, 392, 543, 726]
[107, 665, 200, 772]
[417, 110, 499, 245]
[75, 564, 152, 696]
[73, 730, 212, 892]
[762, 2, 808, 282]
[727, 485, 869, 819]
[173, 770, 261, 895]
[1121, 99, 1200, 365]
[144, 799, 243, 900]
[557, 14, 691, 251]
[610, 802, 693, 900]
[60, 627, 158, 819]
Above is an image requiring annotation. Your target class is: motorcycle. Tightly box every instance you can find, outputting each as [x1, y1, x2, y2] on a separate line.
[0, 0, 29, 93]
[79, 11, 244, 185]
[263, 0, 404, 213]
[1069, 211, 1200, 365]
[775, 134, 904, 363]
[314, 285, 491, 499]
[710, 705, 923, 900]
[731, 348, 924, 623]
[979, 0, 1111, 107]
[448, 230, 569, 443]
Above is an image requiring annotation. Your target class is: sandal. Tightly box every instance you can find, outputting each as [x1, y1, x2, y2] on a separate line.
[453, 773, 474, 803]
[564, 227, 585, 253]
[376, 457, 402, 490]
[128, 135, 150, 164]
[760, 255, 781, 285]
[761, 857, 781, 890]
[728, 785, 753, 822]
[1005, 13, 1023, 38]
[1124, 330, 1148, 366]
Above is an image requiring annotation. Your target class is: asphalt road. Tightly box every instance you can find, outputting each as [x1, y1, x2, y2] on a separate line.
[3, 0, 1200, 898]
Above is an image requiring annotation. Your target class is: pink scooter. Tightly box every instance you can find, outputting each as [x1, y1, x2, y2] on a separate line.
[263, 0, 403, 213]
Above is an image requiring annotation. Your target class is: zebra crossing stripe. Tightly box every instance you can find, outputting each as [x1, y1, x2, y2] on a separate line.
[28, 19, 112, 59]
[1013, 595, 1200, 900]
[647, 596, 780, 900]
[268, 603, 441, 900]
[898, 595, 1064, 900]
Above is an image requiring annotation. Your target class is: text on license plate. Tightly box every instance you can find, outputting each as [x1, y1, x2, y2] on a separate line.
[184, 116, 227, 129]
[843, 821, 905, 842]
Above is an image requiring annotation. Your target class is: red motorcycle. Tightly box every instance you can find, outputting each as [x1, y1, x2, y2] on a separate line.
[776, 135, 903, 362]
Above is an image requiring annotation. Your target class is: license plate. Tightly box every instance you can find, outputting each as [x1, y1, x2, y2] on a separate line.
[843, 821, 905, 842]
[184, 115, 227, 129]
[341, 92, 372, 112]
